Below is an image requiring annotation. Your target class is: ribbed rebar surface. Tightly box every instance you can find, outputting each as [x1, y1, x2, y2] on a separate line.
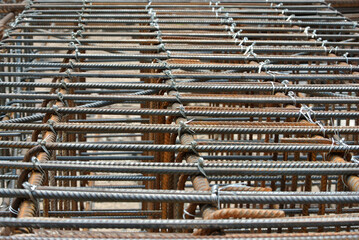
[1, 0, 359, 238]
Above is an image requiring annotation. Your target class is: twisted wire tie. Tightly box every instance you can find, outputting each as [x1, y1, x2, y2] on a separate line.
[47, 119, 57, 136]
[177, 105, 187, 119]
[82, 0, 87, 8]
[281, 8, 289, 15]
[52, 105, 62, 119]
[229, 22, 236, 34]
[343, 52, 349, 64]
[156, 31, 163, 43]
[315, 120, 326, 137]
[215, 6, 224, 17]
[287, 91, 297, 105]
[71, 32, 82, 45]
[175, 92, 183, 105]
[149, 11, 156, 20]
[267, 70, 278, 82]
[321, 40, 328, 54]
[238, 37, 248, 52]
[60, 79, 68, 91]
[67, 61, 75, 70]
[157, 43, 166, 53]
[275, 3, 283, 8]
[244, 42, 257, 58]
[213, 183, 248, 209]
[270, 81, 276, 95]
[22, 182, 40, 216]
[178, 119, 195, 137]
[311, 30, 317, 39]
[22, 182, 38, 204]
[232, 29, 242, 39]
[196, 157, 207, 178]
[38, 139, 50, 156]
[211, 184, 219, 206]
[150, 21, 160, 30]
[69, 42, 80, 61]
[9, 205, 18, 215]
[3, 29, 12, 39]
[78, 15, 83, 25]
[351, 155, 359, 164]
[31, 156, 45, 176]
[211, 1, 221, 13]
[298, 104, 314, 123]
[332, 135, 350, 156]
[353, 21, 358, 29]
[183, 209, 196, 219]
[304, 26, 311, 37]
[286, 14, 295, 24]
[258, 59, 271, 73]
[281, 80, 289, 95]
[57, 92, 68, 107]
[145, 0, 152, 10]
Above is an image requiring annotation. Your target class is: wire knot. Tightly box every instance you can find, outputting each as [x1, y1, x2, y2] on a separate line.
[31, 156, 45, 175]
[244, 42, 257, 58]
[258, 59, 271, 73]
[22, 182, 37, 204]
[57, 92, 68, 107]
[38, 139, 50, 156]
[178, 119, 195, 137]
[183, 208, 196, 219]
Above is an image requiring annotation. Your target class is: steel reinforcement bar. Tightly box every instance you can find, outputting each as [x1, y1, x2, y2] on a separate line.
[0, 0, 359, 238]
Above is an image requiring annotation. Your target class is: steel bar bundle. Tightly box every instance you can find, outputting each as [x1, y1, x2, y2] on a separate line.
[0, 0, 359, 239]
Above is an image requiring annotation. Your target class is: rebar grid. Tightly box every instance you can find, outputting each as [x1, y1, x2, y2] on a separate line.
[0, 0, 359, 238]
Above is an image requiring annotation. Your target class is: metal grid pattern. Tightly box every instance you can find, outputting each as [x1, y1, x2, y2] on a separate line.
[0, 0, 359, 238]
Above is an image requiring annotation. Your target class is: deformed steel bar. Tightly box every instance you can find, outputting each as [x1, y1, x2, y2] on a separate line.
[20, 9, 340, 14]
[1, 93, 359, 104]
[2, 82, 359, 93]
[3, 73, 359, 82]
[0, 174, 153, 181]
[2, 50, 359, 62]
[0, 209, 161, 217]
[6, 36, 359, 45]
[29, 3, 330, 9]
[31, 0, 327, 3]
[6, 45, 359, 55]
[1, 106, 358, 119]
[17, 14, 347, 21]
[0, 215, 359, 229]
[4, 232, 359, 240]
[1, 140, 359, 153]
[16, 24, 356, 32]
[3, 232, 359, 240]
[0, 174, 338, 182]
[0, 154, 325, 161]
[11, 19, 358, 27]
[2, 122, 359, 135]
[2, 188, 359, 204]
[4, 53, 359, 63]
[6, 38, 359, 47]
[1, 160, 359, 175]
[1, 160, 359, 170]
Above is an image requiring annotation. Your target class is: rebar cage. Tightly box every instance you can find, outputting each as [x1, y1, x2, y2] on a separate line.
[0, 0, 359, 239]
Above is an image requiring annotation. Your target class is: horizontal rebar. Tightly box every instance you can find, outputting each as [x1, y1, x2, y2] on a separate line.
[0, 215, 359, 229]
[0, 160, 358, 175]
[1, 122, 359, 134]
